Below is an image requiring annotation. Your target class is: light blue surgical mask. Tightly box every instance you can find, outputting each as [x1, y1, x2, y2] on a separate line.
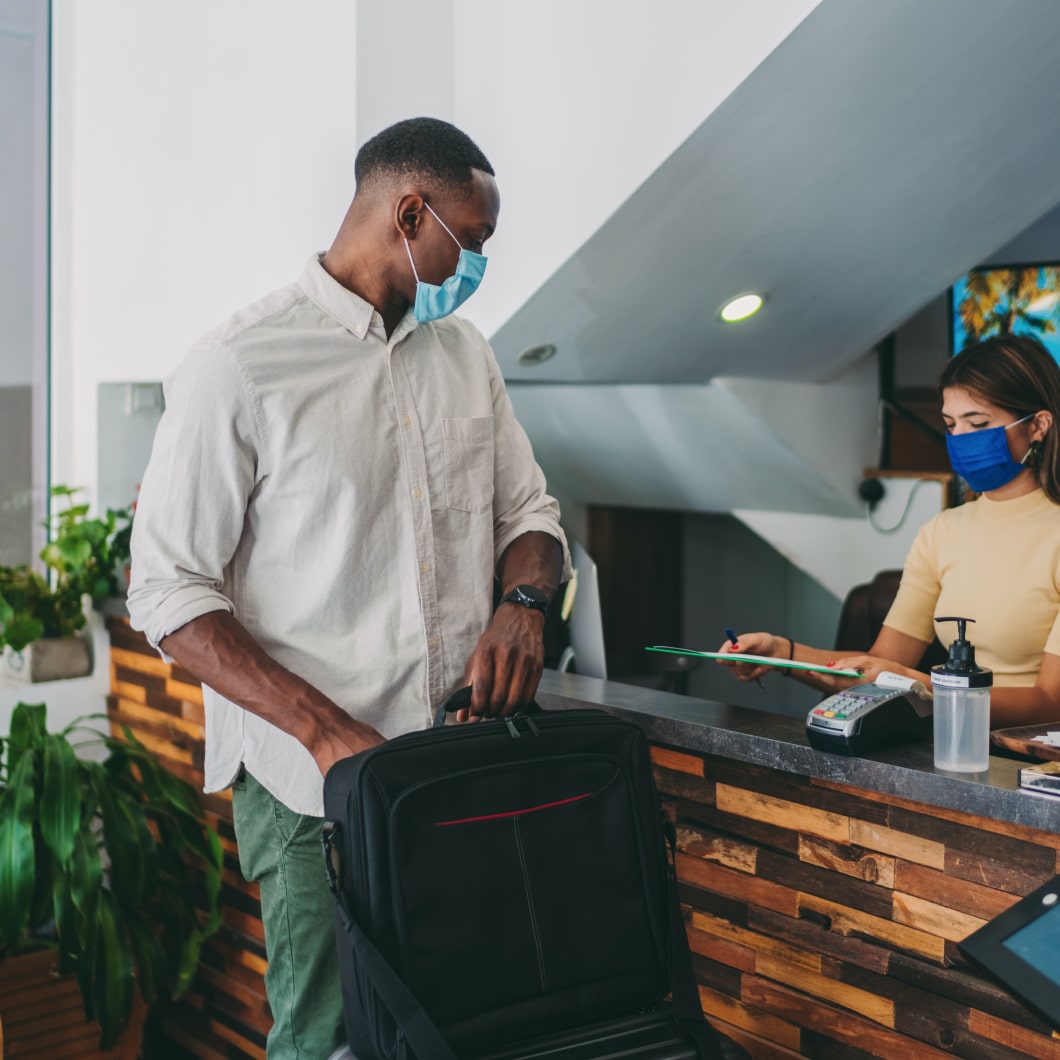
[945, 412, 1036, 493]
[404, 203, 487, 323]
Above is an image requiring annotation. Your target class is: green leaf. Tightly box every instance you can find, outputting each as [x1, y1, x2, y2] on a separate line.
[67, 810, 103, 922]
[10, 701, 47, 761]
[41, 732, 81, 865]
[55, 537, 93, 569]
[3, 615, 45, 652]
[173, 927, 207, 998]
[0, 750, 39, 945]
[91, 888, 134, 1049]
[52, 870, 85, 971]
[91, 765, 155, 908]
[125, 917, 165, 1005]
[157, 760, 210, 821]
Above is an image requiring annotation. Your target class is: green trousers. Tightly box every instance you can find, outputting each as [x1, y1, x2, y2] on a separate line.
[232, 771, 346, 1059]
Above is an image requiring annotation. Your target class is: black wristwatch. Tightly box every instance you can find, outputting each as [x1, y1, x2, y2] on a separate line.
[498, 584, 549, 617]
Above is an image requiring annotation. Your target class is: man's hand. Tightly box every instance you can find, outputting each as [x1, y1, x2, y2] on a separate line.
[459, 604, 545, 721]
[307, 711, 386, 777]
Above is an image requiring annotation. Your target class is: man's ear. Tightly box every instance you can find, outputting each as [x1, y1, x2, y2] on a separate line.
[396, 193, 426, 240]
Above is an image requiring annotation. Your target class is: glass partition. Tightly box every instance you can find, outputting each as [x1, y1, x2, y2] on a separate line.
[0, 0, 49, 568]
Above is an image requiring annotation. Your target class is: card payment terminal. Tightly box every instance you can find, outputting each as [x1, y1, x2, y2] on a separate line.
[806, 672, 933, 755]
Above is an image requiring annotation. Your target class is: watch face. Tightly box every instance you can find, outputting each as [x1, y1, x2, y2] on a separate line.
[504, 584, 548, 612]
[515, 584, 548, 606]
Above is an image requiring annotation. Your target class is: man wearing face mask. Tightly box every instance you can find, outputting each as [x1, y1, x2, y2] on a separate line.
[127, 117, 570, 1057]
[717, 334, 1060, 729]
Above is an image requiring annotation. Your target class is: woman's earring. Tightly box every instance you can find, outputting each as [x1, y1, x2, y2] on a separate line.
[1023, 439, 1044, 467]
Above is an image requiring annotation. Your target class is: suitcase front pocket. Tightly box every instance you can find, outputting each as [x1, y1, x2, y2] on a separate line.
[391, 756, 665, 1027]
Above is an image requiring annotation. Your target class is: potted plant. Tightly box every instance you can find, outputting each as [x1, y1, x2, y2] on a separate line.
[0, 486, 134, 682]
[0, 700, 223, 1051]
[0, 563, 94, 682]
[41, 484, 134, 608]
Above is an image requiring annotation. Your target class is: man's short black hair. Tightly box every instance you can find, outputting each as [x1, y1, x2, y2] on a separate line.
[354, 117, 494, 199]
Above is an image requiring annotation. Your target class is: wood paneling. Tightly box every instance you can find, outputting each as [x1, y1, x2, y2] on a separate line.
[654, 745, 1060, 1057]
[105, 618, 269, 1060]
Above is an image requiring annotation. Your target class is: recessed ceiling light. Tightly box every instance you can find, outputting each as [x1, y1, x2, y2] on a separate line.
[719, 293, 764, 323]
[517, 343, 557, 366]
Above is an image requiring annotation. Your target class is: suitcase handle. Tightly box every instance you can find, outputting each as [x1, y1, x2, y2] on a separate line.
[438, 685, 543, 716]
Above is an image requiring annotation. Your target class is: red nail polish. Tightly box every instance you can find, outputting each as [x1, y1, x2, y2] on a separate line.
[826, 662, 835, 668]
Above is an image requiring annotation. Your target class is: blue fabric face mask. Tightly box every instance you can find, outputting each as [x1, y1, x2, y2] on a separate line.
[945, 413, 1035, 492]
[404, 203, 487, 323]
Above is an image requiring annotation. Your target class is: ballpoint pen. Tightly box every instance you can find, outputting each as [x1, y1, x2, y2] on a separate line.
[725, 627, 765, 690]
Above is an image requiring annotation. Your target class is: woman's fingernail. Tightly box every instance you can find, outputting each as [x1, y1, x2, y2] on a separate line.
[826, 662, 835, 668]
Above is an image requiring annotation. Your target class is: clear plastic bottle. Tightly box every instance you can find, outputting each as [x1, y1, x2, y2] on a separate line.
[931, 617, 992, 773]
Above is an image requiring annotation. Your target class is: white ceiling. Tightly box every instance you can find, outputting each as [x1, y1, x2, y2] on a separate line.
[492, 0, 1060, 386]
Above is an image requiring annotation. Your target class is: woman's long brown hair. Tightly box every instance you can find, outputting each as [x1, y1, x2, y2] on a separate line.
[940, 335, 1060, 503]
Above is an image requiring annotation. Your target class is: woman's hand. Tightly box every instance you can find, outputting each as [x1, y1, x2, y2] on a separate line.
[819, 654, 926, 692]
[715, 631, 783, 682]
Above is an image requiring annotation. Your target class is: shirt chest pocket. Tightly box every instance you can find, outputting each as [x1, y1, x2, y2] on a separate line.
[443, 417, 494, 514]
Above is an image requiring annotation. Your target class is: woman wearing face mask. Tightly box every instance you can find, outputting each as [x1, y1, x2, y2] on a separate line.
[720, 334, 1060, 727]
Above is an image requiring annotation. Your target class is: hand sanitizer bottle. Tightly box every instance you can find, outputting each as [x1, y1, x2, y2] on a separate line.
[931, 617, 992, 772]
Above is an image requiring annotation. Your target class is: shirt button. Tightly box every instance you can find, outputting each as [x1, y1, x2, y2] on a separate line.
[428, 637, 438, 649]
[421, 562, 430, 573]
[413, 487, 423, 499]
[403, 416, 411, 427]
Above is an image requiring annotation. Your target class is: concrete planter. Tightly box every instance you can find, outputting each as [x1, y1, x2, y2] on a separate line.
[0, 632, 94, 685]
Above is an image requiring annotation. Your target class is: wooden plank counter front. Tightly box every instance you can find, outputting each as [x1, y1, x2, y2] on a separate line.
[651, 746, 1060, 1059]
[106, 622, 1060, 1059]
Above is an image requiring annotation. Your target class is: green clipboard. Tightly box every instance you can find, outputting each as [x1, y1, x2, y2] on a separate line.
[646, 645, 863, 679]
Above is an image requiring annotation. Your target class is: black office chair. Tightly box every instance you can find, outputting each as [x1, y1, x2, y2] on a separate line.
[834, 569, 948, 671]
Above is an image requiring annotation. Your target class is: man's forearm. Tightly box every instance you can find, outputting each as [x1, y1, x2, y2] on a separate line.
[160, 611, 381, 772]
[497, 531, 564, 600]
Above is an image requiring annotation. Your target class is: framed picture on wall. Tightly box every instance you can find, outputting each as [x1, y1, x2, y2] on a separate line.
[950, 262, 1060, 362]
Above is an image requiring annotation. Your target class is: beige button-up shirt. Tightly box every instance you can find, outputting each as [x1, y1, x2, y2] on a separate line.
[127, 256, 570, 815]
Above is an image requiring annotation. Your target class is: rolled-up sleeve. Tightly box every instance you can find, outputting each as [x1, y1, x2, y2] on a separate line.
[127, 340, 263, 654]
[484, 347, 572, 580]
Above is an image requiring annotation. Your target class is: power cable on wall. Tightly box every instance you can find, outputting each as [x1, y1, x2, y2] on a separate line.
[860, 477, 942, 535]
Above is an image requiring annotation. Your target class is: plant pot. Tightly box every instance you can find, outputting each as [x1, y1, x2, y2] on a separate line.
[0, 949, 145, 1058]
[0, 632, 94, 685]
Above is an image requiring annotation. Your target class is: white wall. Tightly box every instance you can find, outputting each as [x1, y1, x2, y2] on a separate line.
[50, 0, 361, 494]
[736, 476, 944, 602]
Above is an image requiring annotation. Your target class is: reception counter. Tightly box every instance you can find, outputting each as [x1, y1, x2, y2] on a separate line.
[535, 670, 1060, 1059]
[105, 621, 1060, 1059]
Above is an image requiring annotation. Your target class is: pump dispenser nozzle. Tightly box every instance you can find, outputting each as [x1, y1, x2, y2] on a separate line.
[935, 616, 980, 674]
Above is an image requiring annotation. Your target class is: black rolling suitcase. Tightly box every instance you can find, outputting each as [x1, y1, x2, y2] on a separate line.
[322, 691, 739, 1060]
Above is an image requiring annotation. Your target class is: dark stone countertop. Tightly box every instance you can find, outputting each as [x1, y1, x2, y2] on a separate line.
[536, 669, 1060, 835]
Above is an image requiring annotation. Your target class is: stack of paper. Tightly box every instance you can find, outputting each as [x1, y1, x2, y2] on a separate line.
[1019, 760, 1060, 797]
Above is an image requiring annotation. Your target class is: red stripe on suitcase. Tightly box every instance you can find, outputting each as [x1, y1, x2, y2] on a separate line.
[433, 792, 592, 827]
